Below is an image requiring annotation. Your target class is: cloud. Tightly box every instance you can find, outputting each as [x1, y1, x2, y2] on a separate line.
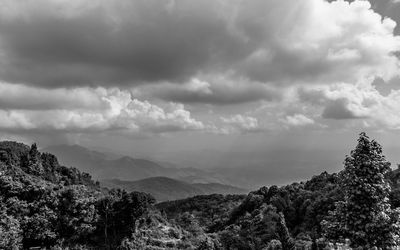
[238, 0, 400, 84]
[0, 0, 398, 88]
[298, 82, 400, 129]
[116, 100, 205, 133]
[299, 83, 376, 119]
[0, 0, 235, 87]
[141, 77, 281, 105]
[0, 0, 399, 138]
[0, 82, 106, 110]
[322, 98, 368, 119]
[220, 114, 261, 133]
[0, 84, 205, 134]
[282, 114, 315, 127]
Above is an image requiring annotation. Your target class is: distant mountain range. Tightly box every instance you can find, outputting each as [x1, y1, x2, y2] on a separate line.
[101, 176, 247, 202]
[43, 144, 248, 201]
[43, 144, 234, 185]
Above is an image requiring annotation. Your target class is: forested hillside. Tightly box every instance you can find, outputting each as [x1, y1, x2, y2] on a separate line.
[159, 133, 400, 249]
[2, 133, 400, 249]
[0, 141, 215, 249]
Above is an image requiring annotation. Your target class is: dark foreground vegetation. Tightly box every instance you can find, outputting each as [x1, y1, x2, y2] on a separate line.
[1, 132, 400, 249]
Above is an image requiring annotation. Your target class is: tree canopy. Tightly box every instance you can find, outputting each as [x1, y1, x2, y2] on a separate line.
[323, 132, 400, 248]
[2, 135, 400, 249]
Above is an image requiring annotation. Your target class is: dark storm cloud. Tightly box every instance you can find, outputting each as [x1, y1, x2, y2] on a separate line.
[0, 0, 245, 87]
[0, 0, 398, 88]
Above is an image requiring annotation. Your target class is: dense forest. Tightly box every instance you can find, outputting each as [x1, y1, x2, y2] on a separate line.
[1, 133, 400, 249]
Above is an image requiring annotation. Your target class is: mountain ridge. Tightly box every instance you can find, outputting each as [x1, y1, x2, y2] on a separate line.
[101, 176, 248, 202]
[43, 144, 226, 184]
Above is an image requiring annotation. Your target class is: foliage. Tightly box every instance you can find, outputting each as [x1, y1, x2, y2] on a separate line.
[2, 135, 400, 249]
[265, 239, 282, 250]
[0, 141, 163, 249]
[95, 189, 156, 248]
[157, 194, 245, 231]
[277, 212, 295, 250]
[0, 209, 22, 249]
[57, 185, 98, 244]
[323, 132, 400, 248]
[119, 209, 218, 250]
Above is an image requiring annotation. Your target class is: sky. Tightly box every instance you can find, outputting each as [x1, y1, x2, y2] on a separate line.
[1, 0, 400, 185]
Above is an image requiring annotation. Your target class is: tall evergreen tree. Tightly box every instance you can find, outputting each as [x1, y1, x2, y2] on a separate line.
[23, 143, 43, 175]
[323, 132, 400, 248]
[276, 212, 295, 250]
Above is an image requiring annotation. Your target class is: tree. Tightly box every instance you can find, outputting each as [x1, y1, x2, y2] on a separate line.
[323, 132, 400, 248]
[22, 206, 58, 248]
[177, 212, 203, 236]
[22, 143, 43, 176]
[96, 190, 156, 248]
[266, 239, 282, 250]
[0, 210, 22, 249]
[57, 186, 98, 244]
[276, 212, 295, 250]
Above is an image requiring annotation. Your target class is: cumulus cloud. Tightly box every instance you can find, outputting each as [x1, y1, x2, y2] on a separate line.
[282, 114, 315, 127]
[0, 0, 398, 88]
[298, 84, 372, 119]
[0, 0, 399, 137]
[220, 114, 261, 133]
[299, 82, 400, 129]
[0, 84, 205, 134]
[240, 0, 400, 84]
[115, 100, 205, 133]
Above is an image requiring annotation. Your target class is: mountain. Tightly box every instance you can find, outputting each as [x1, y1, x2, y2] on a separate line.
[43, 144, 225, 183]
[0, 141, 98, 188]
[4, 136, 400, 249]
[0, 141, 212, 249]
[101, 176, 248, 202]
